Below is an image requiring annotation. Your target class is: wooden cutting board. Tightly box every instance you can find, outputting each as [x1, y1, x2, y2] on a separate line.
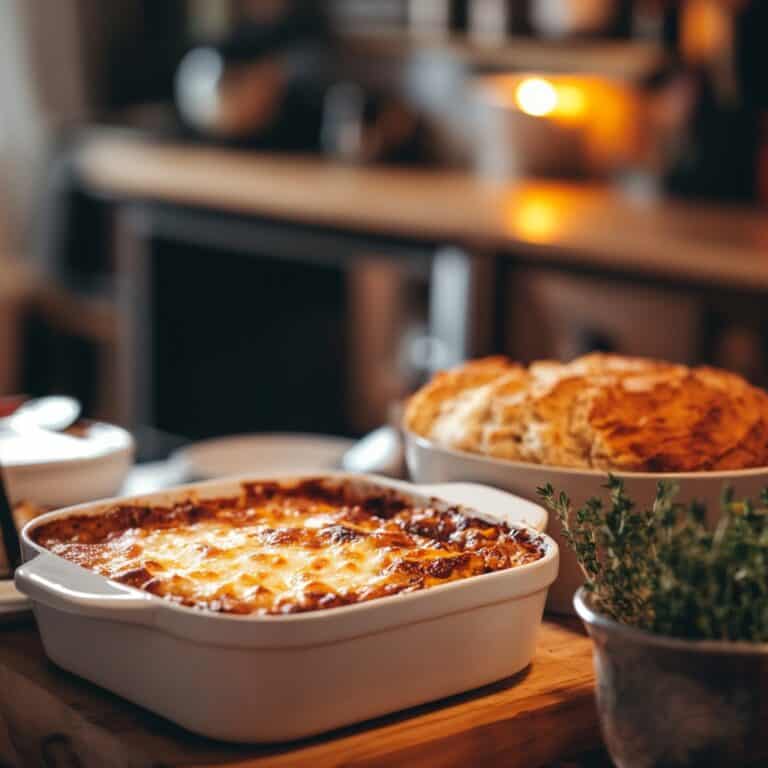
[0, 617, 599, 768]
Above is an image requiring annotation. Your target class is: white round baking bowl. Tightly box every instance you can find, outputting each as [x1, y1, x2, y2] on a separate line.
[405, 431, 768, 614]
[3, 421, 134, 508]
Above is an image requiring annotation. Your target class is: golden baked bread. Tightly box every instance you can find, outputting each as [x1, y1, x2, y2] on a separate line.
[404, 354, 768, 472]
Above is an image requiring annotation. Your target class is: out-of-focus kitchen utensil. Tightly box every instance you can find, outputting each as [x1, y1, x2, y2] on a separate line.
[174, 5, 330, 145]
[0, 395, 80, 433]
[175, 46, 286, 140]
[530, 0, 617, 39]
[339, 425, 405, 478]
[321, 81, 366, 161]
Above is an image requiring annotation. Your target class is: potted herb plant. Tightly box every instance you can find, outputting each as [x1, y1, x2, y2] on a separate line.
[538, 477, 768, 768]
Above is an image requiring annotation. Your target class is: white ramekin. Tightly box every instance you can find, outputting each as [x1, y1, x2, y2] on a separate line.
[3, 421, 134, 507]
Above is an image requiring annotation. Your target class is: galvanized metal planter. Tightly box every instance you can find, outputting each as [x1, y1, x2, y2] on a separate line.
[574, 587, 768, 768]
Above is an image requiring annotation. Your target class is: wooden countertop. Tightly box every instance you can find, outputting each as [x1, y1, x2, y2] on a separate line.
[0, 616, 599, 767]
[77, 132, 768, 289]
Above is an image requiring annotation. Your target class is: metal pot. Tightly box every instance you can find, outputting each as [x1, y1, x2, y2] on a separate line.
[574, 588, 768, 768]
[530, 0, 616, 39]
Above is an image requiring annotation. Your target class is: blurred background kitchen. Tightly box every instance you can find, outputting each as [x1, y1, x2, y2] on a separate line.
[2, 0, 768, 462]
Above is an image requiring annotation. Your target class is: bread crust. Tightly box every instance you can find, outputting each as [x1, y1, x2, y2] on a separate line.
[403, 354, 768, 472]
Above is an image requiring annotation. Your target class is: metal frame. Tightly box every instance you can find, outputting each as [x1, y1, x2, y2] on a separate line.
[113, 203, 496, 431]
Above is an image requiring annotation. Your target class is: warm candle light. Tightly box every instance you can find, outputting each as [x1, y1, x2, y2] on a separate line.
[554, 84, 588, 120]
[515, 197, 559, 241]
[506, 189, 565, 243]
[476, 72, 642, 178]
[515, 78, 590, 121]
[515, 78, 558, 117]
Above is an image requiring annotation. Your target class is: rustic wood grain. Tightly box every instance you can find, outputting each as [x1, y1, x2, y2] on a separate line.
[77, 132, 768, 290]
[0, 618, 598, 768]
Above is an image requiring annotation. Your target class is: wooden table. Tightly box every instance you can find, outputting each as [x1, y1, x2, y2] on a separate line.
[0, 616, 600, 768]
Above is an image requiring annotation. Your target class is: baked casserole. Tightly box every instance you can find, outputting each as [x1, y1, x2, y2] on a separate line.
[404, 353, 768, 473]
[31, 478, 546, 615]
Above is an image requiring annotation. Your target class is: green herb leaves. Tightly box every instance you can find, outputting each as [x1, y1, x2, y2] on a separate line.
[538, 477, 768, 642]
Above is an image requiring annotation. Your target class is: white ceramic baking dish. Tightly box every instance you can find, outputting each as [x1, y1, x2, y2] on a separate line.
[15, 473, 557, 743]
[405, 432, 768, 614]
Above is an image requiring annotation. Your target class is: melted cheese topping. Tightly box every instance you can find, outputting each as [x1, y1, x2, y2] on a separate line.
[32, 480, 545, 615]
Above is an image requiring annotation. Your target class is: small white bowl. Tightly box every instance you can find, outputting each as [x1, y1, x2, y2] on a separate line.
[3, 421, 134, 508]
[405, 431, 768, 614]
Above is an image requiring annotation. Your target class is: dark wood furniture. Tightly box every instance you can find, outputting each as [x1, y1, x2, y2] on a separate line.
[74, 131, 768, 433]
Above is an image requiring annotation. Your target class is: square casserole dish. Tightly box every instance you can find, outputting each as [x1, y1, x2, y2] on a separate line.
[15, 473, 558, 743]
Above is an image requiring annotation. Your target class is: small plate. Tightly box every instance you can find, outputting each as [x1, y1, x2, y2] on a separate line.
[172, 433, 355, 481]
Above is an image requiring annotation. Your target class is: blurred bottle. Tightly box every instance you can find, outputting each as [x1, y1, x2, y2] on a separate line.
[320, 80, 432, 166]
[321, 82, 367, 162]
[529, 0, 618, 38]
[659, 0, 763, 201]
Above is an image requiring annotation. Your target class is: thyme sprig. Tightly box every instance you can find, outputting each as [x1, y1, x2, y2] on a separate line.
[538, 477, 768, 642]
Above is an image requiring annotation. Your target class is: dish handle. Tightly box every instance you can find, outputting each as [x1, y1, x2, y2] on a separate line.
[15, 553, 156, 624]
[413, 483, 548, 532]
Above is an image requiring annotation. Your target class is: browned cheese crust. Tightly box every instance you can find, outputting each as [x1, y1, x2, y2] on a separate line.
[32, 479, 545, 615]
[404, 353, 768, 472]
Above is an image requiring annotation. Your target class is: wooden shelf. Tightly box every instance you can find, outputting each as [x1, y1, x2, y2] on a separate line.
[77, 131, 768, 291]
[33, 282, 118, 345]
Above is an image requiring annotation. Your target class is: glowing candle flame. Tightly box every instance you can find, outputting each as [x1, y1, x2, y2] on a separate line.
[515, 78, 558, 117]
